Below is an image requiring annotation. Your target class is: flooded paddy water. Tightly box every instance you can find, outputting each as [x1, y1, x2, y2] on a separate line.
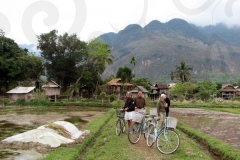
[171, 108, 240, 150]
[0, 106, 106, 159]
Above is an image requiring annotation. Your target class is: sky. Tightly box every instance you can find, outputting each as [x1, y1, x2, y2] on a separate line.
[1, 0, 240, 48]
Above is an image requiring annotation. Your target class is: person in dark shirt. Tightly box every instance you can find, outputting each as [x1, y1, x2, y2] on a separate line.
[123, 92, 135, 129]
[165, 95, 170, 117]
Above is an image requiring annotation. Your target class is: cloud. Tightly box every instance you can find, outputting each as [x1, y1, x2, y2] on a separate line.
[0, 0, 239, 45]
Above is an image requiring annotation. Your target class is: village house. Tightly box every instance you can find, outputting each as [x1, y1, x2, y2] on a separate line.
[129, 86, 148, 98]
[234, 86, 240, 97]
[221, 84, 236, 100]
[156, 83, 169, 94]
[148, 85, 159, 100]
[42, 80, 61, 101]
[102, 78, 134, 99]
[148, 83, 170, 100]
[6, 87, 35, 101]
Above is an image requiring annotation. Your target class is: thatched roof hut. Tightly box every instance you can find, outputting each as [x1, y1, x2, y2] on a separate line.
[42, 80, 61, 101]
[221, 84, 236, 100]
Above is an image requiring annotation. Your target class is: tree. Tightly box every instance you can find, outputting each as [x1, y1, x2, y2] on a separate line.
[100, 91, 106, 104]
[87, 38, 113, 94]
[195, 80, 219, 100]
[21, 52, 44, 80]
[183, 82, 197, 99]
[0, 33, 43, 93]
[116, 66, 134, 83]
[130, 56, 137, 66]
[170, 82, 186, 98]
[0, 29, 4, 36]
[172, 60, 193, 83]
[37, 30, 87, 90]
[131, 78, 151, 92]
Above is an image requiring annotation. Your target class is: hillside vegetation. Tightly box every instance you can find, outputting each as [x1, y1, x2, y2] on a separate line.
[100, 18, 240, 83]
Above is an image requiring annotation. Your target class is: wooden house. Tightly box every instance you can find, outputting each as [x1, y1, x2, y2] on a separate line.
[156, 83, 169, 94]
[6, 87, 35, 101]
[234, 86, 240, 97]
[221, 84, 236, 100]
[106, 78, 134, 94]
[129, 86, 148, 98]
[148, 86, 160, 100]
[42, 80, 61, 101]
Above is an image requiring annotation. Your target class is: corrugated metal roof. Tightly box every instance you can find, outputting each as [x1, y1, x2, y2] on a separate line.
[6, 87, 35, 94]
[42, 80, 61, 88]
[130, 86, 148, 93]
[42, 84, 60, 88]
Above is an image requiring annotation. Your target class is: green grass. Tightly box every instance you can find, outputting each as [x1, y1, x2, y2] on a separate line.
[171, 100, 240, 108]
[43, 108, 114, 160]
[83, 116, 212, 160]
[8, 98, 120, 108]
[43, 107, 213, 160]
[178, 122, 240, 160]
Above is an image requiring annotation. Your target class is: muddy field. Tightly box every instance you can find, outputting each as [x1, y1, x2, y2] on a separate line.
[0, 109, 105, 160]
[170, 108, 240, 150]
[1, 107, 240, 159]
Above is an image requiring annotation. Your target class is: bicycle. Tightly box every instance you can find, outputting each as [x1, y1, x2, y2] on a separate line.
[146, 113, 180, 154]
[116, 109, 126, 136]
[128, 109, 153, 144]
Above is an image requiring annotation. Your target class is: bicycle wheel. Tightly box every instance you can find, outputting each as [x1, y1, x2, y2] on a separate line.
[116, 119, 121, 136]
[128, 122, 142, 144]
[156, 129, 180, 154]
[146, 124, 155, 147]
[121, 119, 126, 133]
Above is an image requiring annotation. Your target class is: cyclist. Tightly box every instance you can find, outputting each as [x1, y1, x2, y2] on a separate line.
[123, 92, 135, 131]
[157, 94, 167, 129]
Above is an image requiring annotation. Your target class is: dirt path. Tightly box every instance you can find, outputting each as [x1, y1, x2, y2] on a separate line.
[170, 108, 240, 149]
[130, 136, 163, 160]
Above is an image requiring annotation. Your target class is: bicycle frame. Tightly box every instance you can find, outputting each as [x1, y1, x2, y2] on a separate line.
[151, 118, 169, 142]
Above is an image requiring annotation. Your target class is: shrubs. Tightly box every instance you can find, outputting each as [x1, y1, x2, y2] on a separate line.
[111, 100, 124, 109]
[28, 98, 51, 106]
[10, 99, 27, 106]
[109, 94, 117, 102]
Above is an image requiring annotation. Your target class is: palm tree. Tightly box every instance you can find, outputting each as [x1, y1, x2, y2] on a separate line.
[130, 56, 137, 66]
[173, 60, 193, 83]
[87, 39, 114, 94]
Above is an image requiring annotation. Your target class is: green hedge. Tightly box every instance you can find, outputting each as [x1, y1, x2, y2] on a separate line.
[178, 122, 240, 160]
[9, 99, 117, 108]
[43, 108, 115, 160]
[172, 102, 240, 108]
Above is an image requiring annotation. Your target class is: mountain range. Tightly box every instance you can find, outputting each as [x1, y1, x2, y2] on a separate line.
[99, 18, 240, 84]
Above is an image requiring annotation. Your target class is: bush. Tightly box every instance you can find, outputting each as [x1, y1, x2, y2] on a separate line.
[11, 99, 27, 106]
[3, 99, 9, 106]
[111, 100, 124, 109]
[29, 99, 51, 106]
[109, 94, 117, 102]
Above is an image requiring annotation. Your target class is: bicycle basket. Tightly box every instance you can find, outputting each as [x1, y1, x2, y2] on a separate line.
[116, 109, 125, 118]
[132, 111, 144, 123]
[137, 109, 146, 115]
[150, 108, 157, 116]
[166, 117, 177, 129]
